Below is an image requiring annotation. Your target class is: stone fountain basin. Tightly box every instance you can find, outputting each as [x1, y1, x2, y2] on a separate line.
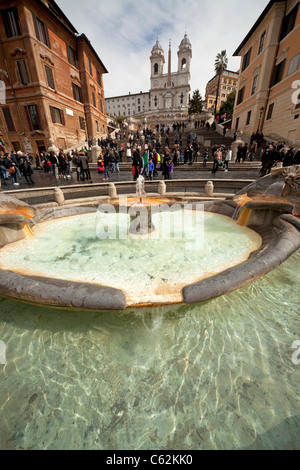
[0, 194, 299, 310]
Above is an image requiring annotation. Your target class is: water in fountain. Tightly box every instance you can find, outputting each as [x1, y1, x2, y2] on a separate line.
[129, 175, 156, 236]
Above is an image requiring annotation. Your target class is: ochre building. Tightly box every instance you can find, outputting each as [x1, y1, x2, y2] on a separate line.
[205, 70, 239, 113]
[232, 0, 300, 144]
[0, 0, 108, 154]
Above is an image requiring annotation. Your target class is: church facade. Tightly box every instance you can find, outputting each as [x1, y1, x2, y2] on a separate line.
[105, 35, 192, 118]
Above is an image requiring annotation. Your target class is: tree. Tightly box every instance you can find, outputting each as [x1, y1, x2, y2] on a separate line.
[219, 90, 236, 118]
[188, 89, 203, 115]
[116, 116, 126, 124]
[214, 50, 228, 115]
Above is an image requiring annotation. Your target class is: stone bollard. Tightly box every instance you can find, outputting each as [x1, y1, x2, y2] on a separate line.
[158, 181, 166, 197]
[205, 181, 214, 197]
[108, 183, 117, 199]
[54, 188, 65, 205]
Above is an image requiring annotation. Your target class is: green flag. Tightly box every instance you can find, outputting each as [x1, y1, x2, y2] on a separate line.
[0, 138, 5, 147]
[142, 151, 149, 168]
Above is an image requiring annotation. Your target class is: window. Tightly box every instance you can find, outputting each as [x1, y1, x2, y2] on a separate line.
[266, 103, 274, 120]
[235, 117, 240, 130]
[92, 91, 96, 107]
[97, 70, 102, 86]
[272, 59, 286, 86]
[287, 53, 300, 76]
[237, 86, 245, 105]
[138, 106, 140, 112]
[17, 60, 29, 85]
[246, 110, 252, 126]
[12, 141, 21, 151]
[258, 31, 266, 55]
[79, 116, 85, 130]
[67, 44, 79, 68]
[45, 65, 55, 90]
[88, 58, 93, 76]
[24, 104, 41, 130]
[154, 63, 158, 74]
[180, 93, 184, 105]
[72, 83, 83, 103]
[96, 120, 99, 133]
[49, 106, 65, 125]
[99, 95, 103, 113]
[181, 58, 187, 70]
[138, 98, 140, 104]
[2, 107, 16, 132]
[2, 8, 21, 37]
[280, 3, 299, 41]
[32, 14, 51, 48]
[251, 75, 258, 95]
[242, 48, 252, 71]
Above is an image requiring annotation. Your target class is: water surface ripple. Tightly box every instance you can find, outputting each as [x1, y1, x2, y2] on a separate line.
[0, 251, 299, 450]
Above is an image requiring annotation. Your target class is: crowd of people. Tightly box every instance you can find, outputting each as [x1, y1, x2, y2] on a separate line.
[1, 124, 299, 187]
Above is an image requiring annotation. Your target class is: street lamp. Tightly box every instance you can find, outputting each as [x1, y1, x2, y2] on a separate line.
[257, 106, 264, 133]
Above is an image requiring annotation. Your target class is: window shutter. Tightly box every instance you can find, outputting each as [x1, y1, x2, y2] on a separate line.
[49, 106, 55, 123]
[2, 107, 16, 132]
[45, 66, 55, 89]
[17, 60, 29, 85]
[35, 105, 42, 129]
[67, 44, 72, 64]
[24, 105, 33, 131]
[44, 22, 51, 48]
[32, 13, 40, 40]
[60, 109, 65, 126]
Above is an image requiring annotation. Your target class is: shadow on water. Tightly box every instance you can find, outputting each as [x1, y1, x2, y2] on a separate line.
[240, 413, 300, 450]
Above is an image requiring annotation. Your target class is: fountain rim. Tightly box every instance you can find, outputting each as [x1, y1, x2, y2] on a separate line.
[0, 191, 299, 310]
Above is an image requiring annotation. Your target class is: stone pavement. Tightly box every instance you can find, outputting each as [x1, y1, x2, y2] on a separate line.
[1, 164, 261, 192]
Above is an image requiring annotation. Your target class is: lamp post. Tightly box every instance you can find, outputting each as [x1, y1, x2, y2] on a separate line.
[257, 106, 264, 133]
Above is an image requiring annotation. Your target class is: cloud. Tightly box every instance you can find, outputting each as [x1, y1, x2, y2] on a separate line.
[58, 0, 268, 99]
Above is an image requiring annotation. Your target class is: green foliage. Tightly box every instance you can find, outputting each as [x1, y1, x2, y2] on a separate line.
[219, 90, 236, 118]
[116, 116, 126, 124]
[188, 89, 203, 115]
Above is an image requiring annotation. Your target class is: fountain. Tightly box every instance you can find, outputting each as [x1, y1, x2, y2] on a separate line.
[0, 166, 299, 310]
[0, 168, 299, 450]
[128, 175, 156, 236]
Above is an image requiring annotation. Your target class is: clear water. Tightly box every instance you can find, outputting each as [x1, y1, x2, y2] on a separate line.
[0, 251, 299, 450]
[0, 212, 262, 305]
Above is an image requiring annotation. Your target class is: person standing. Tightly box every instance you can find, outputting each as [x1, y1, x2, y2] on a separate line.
[103, 150, 111, 181]
[49, 151, 59, 178]
[212, 148, 222, 175]
[20, 154, 35, 185]
[79, 152, 92, 183]
[3, 153, 19, 185]
[224, 148, 232, 172]
[203, 148, 209, 168]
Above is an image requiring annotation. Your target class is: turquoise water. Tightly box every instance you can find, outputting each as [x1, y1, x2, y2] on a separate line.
[0, 212, 261, 305]
[0, 250, 299, 450]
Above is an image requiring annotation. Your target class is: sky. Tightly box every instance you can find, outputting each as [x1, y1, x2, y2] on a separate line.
[58, 0, 268, 99]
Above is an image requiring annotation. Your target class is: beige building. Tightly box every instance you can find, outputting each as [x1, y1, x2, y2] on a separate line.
[205, 70, 239, 112]
[232, 0, 300, 144]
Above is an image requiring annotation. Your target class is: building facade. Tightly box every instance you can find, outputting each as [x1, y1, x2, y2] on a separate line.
[105, 91, 150, 118]
[232, 0, 300, 143]
[205, 70, 239, 113]
[105, 35, 192, 118]
[0, 0, 108, 154]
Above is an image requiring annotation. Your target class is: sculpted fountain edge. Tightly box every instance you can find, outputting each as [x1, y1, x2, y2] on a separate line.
[0, 166, 299, 311]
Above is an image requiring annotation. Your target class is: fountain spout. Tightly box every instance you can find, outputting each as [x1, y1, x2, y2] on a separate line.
[136, 175, 146, 203]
